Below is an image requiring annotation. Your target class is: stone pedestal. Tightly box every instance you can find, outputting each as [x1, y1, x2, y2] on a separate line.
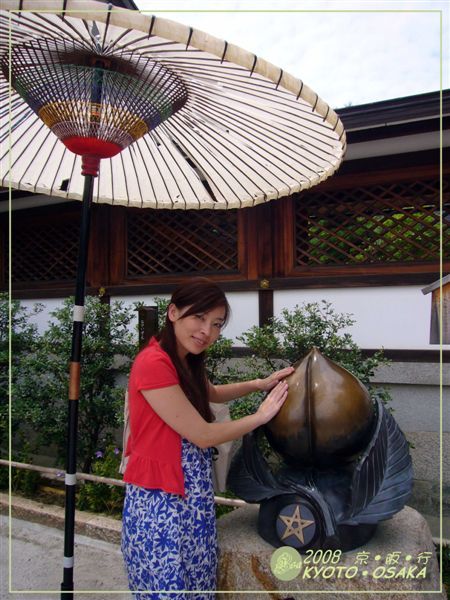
[217, 505, 445, 599]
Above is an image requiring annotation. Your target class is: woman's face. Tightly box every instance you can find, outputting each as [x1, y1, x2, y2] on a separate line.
[168, 303, 226, 359]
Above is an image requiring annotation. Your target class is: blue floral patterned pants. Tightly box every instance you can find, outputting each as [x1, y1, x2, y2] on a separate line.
[121, 440, 217, 599]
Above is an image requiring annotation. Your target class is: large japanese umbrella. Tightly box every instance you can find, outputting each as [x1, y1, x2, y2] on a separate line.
[0, 0, 346, 595]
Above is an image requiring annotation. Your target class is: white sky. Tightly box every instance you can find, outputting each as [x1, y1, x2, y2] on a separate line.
[135, 0, 448, 108]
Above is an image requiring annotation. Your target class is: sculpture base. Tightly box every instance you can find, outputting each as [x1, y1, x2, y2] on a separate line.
[217, 505, 444, 599]
[258, 492, 378, 552]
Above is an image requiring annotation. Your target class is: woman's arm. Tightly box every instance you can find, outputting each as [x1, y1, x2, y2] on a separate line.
[142, 381, 288, 449]
[208, 366, 294, 403]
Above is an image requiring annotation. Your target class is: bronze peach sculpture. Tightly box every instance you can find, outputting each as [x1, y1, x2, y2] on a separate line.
[228, 348, 413, 552]
[265, 348, 375, 466]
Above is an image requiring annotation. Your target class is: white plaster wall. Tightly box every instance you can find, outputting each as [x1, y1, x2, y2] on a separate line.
[21, 296, 157, 337]
[108, 291, 259, 344]
[274, 286, 441, 350]
[222, 291, 259, 342]
[20, 286, 445, 350]
[20, 291, 260, 344]
[110, 293, 171, 334]
[21, 298, 66, 334]
[22, 294, 171, 338]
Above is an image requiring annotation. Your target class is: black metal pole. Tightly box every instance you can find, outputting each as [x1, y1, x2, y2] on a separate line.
[61, 53, 105, 598]
[61, 173, 94, 598]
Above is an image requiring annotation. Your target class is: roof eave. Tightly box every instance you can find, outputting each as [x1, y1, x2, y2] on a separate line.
[336, 89, 450, 131]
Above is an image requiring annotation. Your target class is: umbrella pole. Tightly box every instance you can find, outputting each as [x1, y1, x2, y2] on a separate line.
[61, 170, 95, 598]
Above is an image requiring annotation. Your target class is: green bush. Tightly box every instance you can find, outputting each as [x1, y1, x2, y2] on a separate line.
[0, 465, 42, 494]
[0, 294, 42, 457]
[13, 295, 138, 472]
[229, 300, 392, 421]
[149, 298, 390, 424]
[5, 295, 394, 518]
[152, 296, 170, 332]
[435, 543, 450, 598]
[11, 467, 42, 495]
[0, 443, 42, 494]
[76, 445, 124, 517]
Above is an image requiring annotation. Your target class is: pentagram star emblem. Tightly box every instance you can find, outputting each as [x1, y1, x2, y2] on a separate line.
[278, 504, 315, 544]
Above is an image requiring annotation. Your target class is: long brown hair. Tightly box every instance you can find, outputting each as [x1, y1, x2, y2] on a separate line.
[157, 278, 230, 422]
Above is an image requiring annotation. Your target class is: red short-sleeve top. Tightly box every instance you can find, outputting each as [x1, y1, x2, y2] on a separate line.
[122, 337, 185, 496]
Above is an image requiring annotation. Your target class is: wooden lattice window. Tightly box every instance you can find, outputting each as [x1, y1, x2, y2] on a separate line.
[127, 209, 239, 276]
[295, 178, 449, 267]
[12, 212, 80, 283]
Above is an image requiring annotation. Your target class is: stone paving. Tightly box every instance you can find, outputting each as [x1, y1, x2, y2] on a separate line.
[0, 495, 131, 599]
[1, 493, 447, 599]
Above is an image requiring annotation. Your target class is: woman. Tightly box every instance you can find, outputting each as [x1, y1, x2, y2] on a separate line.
[121, 278, 293, 599]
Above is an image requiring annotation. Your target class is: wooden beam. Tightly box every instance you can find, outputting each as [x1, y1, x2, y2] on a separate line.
[258, 287, 273, 327]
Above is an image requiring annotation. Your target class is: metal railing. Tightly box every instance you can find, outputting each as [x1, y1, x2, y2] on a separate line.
[0, 459, 247, 507]
[1, 459, 448, 545]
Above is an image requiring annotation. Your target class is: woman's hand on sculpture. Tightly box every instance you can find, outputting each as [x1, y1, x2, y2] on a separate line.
[255, 380, 289, 425]
[256, 366, 294, 392]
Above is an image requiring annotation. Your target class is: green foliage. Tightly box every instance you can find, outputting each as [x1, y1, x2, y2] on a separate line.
[205, 336, 234, 384]
[435, 543, 450, 597]
[215, 504, 236, 519]
[230, 300, 391, 421]
[0, 294, 42, 457]
[152, 296, 169, 332]
[309, 210, 442, 264]
[5, 294, 395, 518]
[0, 464, 6, 489]
[13, 295, 138, 472]
[215, 489, 238, 519]
[76, 445, 124, 517]
[0, 443, 42, 494]
[10, 466, 42, 495]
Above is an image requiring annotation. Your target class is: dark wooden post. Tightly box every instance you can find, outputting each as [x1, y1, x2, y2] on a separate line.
[137, 306, 159, 349]
[259, 279, 274, 327]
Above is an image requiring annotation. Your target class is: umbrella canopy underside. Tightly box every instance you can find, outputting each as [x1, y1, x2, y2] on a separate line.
[0, 0, 347, 209]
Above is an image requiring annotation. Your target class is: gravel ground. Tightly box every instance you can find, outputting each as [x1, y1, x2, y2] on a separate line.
[0, 515, 131, 599]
